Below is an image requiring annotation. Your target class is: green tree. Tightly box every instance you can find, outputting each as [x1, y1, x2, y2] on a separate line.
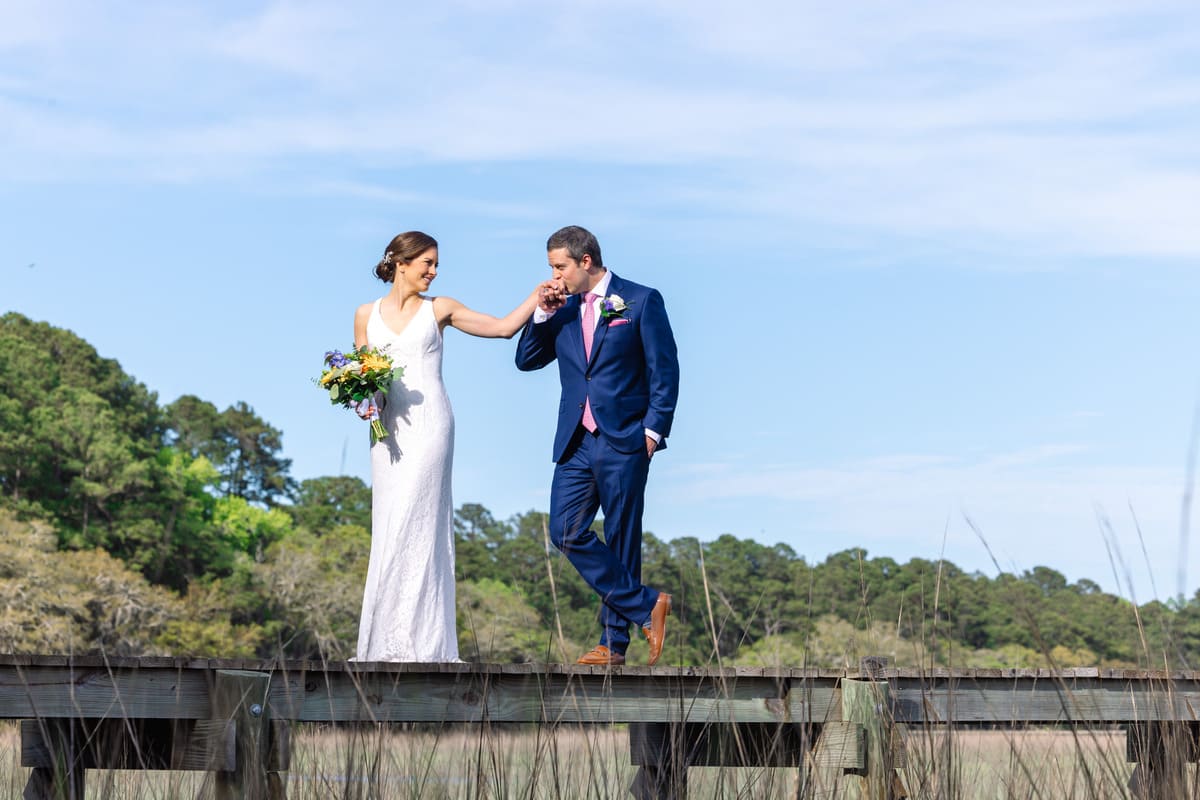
[250, 524, 370, 658]
[0, 334, 49, 502]
[458, 579, 582, 663]
[220, 402, 295, 506]
[0, 508, 183, 655]
[290, 475, 371, 533]
[165, 394, 230, 465]
[454, 502, 513, 581]
[0, 314, 178, 570]
[30, 385, 148, 546]
[165, 397, 295, 507]
[132, 449, 220, 589]
[0, 313, 161, 441]
[213, 495, 294, 562]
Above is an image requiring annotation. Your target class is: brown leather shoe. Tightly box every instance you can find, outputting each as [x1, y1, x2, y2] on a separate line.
[576, 645, 626, 666]
[643, 592, 672, 666]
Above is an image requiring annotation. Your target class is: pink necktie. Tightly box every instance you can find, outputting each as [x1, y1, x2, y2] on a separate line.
[581, 292, 598, 432]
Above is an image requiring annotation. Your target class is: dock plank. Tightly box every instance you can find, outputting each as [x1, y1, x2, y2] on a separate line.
[5, 657, 1200, 726]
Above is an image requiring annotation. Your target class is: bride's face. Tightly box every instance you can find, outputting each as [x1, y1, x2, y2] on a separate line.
[399, 247, 438, 291]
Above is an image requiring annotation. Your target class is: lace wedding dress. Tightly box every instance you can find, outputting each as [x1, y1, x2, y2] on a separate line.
[355, 297, 460, 662]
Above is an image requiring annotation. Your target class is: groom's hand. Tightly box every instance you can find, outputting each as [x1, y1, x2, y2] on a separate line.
[646, 436, 658, 458]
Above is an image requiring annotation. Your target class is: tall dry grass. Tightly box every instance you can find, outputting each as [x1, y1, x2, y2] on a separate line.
[0, 718, 1163, 799]
[6, 503, 1200, 799]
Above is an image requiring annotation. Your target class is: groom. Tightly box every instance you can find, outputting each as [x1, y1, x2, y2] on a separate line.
[516, 225, 680, 666]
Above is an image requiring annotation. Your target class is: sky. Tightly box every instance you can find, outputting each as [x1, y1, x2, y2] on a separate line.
[2, 0, 1198, 604]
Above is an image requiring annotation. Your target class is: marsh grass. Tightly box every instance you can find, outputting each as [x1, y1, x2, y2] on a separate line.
[898, 728, 1140, 800]
[1, 646, 1195, 798]
[6, 513, 1200, 799]
[0, 718, 1168, 799]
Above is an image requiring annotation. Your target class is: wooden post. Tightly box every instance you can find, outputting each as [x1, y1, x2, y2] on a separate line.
[629, 722, 689, 800]
[1127, 722, 1197, 799]
[266, 720, 291, 800]
[22, 719, 235, 772]
[212, 669, 282, 800]
[21, 720, 85, 800]
[841, 657, 904, 800]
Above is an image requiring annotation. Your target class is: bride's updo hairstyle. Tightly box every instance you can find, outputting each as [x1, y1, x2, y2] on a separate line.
[375, 231, 438, 283]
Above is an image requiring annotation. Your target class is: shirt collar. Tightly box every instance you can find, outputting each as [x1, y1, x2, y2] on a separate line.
[587, 270, 612, 300]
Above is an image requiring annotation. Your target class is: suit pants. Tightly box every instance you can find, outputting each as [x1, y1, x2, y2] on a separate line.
[549, 425, 658, 653]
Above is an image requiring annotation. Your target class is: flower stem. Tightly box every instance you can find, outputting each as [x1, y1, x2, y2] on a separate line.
[370, 419, 388, 444]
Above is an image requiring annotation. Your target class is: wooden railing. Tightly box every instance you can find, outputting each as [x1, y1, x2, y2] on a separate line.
[5, 654, 1200, 799]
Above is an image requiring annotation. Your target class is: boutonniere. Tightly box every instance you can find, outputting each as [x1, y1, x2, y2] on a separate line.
[599, 293, 633, 321]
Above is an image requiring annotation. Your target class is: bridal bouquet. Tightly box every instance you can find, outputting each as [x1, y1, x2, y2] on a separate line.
[318, 346, 403, 444]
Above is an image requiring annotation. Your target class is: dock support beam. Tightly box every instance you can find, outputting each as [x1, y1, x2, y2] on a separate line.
[629, 723, 689, 800]
[842, 657, 906, 800]
[213, 669, 288, 800]
[1127, 721, 1198, 799]
[21, 720, 85, 800]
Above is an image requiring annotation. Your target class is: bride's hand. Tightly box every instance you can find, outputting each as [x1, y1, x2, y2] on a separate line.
[538, 280, 566, 313]
[354, 398, 378, 420]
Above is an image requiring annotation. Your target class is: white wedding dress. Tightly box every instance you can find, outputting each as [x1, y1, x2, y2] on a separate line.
[356, 297, 460, 662]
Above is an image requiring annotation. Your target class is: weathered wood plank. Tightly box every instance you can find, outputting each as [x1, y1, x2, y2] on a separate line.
[892, 677, 1200, 723]
[0, 666, 212, 719]
[0, 663, 838, 723]
[629, 722, 824, 768]
[9, 655, 1200, 682]
[9, 659, 1200, 727]
[0, 655, 847, 679]
[273, 670, 838, 724]
[808, 721, 864, 770]
[21, 719, 235, 770]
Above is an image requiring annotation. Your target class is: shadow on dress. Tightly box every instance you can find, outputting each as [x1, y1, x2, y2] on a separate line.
[380, 385, 424, 464]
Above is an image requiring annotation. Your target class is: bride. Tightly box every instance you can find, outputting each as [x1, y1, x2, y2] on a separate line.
[352, 230, 550, 662]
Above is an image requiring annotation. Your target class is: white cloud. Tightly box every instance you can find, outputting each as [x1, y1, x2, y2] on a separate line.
[305, 179, 547, 219]
[1, 0, 1198, 258]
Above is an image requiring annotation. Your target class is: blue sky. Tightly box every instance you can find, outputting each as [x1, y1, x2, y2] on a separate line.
[3, 0, 1199, 602]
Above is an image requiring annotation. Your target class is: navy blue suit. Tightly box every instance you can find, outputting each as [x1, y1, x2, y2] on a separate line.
[516, 273, 679, 653]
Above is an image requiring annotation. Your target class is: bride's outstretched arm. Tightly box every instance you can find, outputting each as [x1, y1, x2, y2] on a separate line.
[436, 282, 554, 339]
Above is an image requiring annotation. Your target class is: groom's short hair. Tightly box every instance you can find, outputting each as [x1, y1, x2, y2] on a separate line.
[547, 226, 603, 268]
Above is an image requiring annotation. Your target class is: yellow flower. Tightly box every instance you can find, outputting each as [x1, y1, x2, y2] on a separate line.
[359, 354, 391, 373]
[319, 370, 336, 386]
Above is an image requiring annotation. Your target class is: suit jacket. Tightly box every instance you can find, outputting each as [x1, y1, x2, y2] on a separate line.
[516, 273, 680, 462]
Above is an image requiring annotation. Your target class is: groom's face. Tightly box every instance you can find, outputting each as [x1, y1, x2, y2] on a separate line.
[548, 247, 594, 295]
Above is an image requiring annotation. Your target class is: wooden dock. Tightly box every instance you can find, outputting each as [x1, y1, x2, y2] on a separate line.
[5, 654, 1200, 798]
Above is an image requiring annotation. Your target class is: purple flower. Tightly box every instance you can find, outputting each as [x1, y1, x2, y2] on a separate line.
[599, 293, 631, 320]
[325, 350, 350, 368]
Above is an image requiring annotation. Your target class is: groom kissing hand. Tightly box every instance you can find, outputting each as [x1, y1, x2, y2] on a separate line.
[516, 225, 680, 667]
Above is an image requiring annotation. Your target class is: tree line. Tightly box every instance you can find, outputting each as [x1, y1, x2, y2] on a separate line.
[2, 311, 1198, 668]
